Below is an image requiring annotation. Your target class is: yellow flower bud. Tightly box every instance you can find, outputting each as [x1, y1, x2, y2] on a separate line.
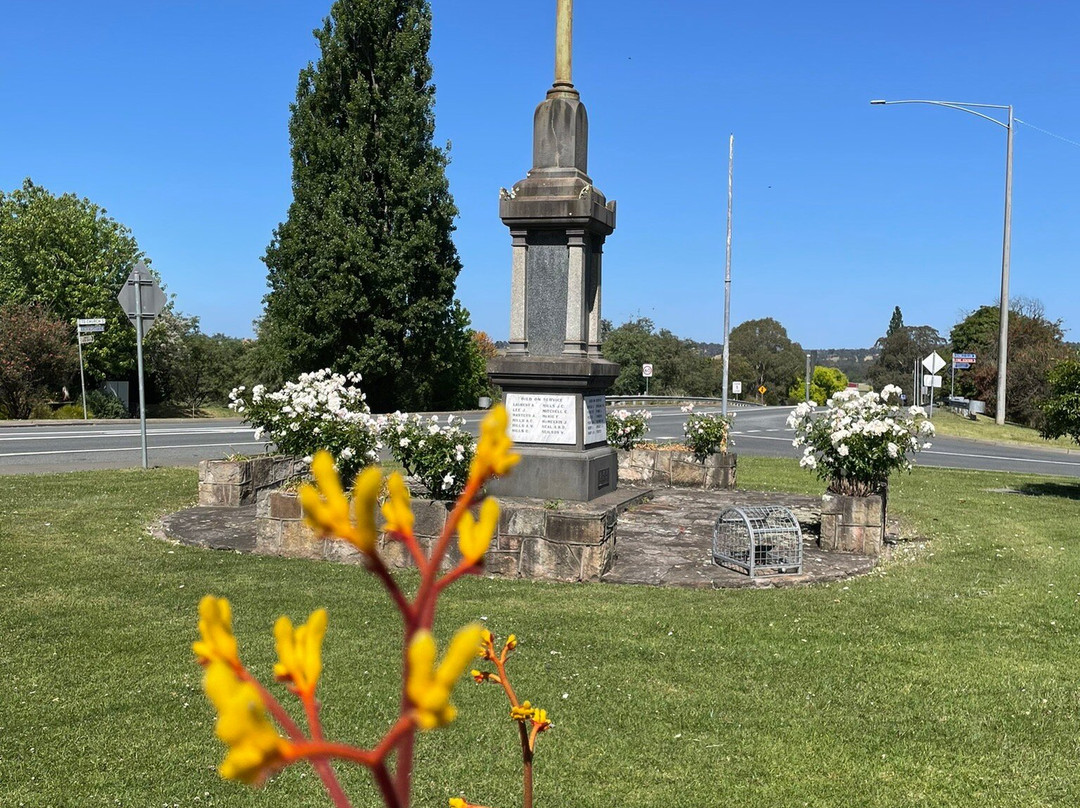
[272, 609, 327, 694]
[299, 451, 381, 554]
[406, 624, 484, 730]
[193, 595, 240, 668]
[380, 472, 414, 537]
[457, 497, 499, 564]
[203, 661, 290, 784]
[510, 700, 536, 722]
[469, 404, 520, 482]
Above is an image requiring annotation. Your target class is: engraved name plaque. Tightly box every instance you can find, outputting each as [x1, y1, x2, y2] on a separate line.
[583, 395, 606, 445]
[505, 393, 576, 445]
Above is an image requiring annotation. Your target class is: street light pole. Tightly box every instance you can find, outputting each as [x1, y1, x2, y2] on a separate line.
[871, 98, 1013, 425]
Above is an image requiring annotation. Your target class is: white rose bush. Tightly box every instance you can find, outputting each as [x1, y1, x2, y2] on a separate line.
[377, 411, 475, 500]
[606, 408, 652, 450]
[682, 403, 733, 462]
[786, 385, 934, 497]
[229, 369, 381, 483]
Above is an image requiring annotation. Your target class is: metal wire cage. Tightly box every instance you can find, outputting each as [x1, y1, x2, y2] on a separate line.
[713, 506, 803, 577]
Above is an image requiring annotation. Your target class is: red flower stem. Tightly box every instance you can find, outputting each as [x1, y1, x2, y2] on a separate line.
[492, 654, 520, 707]
[434, 560, 479, 595]
[414, 475, 483, 626]
[301, 692, 353, 808]
[240, 672, 305, 741]
[373, 760, 404, 808]
[398, 529, 428, 569]
[519, 721, 534, 808]
[366, 553, 416, 625]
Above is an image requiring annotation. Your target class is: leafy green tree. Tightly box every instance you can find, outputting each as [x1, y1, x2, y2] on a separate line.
[0, 179, 147, 384]
[886, 306, 904, 338]
[601, 317, 719, 396]
[727, 318, 804, 404]
[0, 303, 77, 418]
[869, 318, 945, 397]
[952, 300, 1069, 426]
[788, 366, 849, 405]
[602, 317, 656, 394]
[1041, 355, 1080, 444]
[261, 0, 479, 412]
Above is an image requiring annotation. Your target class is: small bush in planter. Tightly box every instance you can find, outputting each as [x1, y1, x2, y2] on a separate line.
[682, 404, 733, 462]
[607, 408, 651, 450]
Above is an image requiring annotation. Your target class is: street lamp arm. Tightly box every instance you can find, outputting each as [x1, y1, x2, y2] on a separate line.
[870, 99, 1010, 129]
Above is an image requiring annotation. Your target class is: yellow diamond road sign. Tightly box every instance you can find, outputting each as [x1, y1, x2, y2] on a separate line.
[758, 385, 767, 395]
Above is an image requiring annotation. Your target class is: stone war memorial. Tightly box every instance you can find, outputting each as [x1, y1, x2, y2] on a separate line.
[487, 0, 621, 504]
[174, 0, 888, 590]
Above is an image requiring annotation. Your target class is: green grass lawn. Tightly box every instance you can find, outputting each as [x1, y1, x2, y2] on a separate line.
[3, 461, 1080, 807]
[930, 409, 1078, 451]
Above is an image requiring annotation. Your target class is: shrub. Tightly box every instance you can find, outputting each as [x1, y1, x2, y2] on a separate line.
[786, 385, 934, 496]
[87, 389, 128, 419]
[682, 404, 733, 462]
[606, 408, 651, 450]
[229, 369, 380, 483]
[377, 412, 474, 500]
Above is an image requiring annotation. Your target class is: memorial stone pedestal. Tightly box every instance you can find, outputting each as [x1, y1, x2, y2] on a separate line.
[487, 0, 621, 503]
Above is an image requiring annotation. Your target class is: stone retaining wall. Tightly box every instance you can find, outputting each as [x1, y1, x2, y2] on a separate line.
[198, 456, 306, 507]
[618, 448, 736, 490]
[254, 490, 646, 582]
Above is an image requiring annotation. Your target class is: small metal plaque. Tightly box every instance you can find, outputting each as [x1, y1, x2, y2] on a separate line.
[597, 468, 611, 489]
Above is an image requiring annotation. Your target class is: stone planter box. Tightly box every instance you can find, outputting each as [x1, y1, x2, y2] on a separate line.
[618, 447, 736, 490]
[198, 455, 307, 507]
[819, 493, 884, 556]
[254, 489, 647, 582]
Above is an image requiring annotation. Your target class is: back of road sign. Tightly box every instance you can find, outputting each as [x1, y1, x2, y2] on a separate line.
[117, 262, 166, 328]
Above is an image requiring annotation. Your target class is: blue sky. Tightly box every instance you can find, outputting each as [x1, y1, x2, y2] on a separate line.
[3, 1, 1079, 350]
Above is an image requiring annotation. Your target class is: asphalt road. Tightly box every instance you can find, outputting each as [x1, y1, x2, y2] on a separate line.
[2, 406, 1079, 478]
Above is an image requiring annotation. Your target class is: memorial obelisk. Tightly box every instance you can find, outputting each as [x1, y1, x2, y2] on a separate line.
[488, 0, 620, 502]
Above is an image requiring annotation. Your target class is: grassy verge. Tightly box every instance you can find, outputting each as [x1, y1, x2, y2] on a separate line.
[931, 409, 1077, 451]
[3, 461, 1080, 806]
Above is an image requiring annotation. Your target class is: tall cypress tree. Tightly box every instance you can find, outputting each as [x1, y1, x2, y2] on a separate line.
[262, 0, 480, 412]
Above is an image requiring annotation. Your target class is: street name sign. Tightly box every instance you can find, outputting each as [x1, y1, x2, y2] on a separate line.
[77, 317, 106, 326]
[922, 351, 946, 374]
[78, 324, 105, 333]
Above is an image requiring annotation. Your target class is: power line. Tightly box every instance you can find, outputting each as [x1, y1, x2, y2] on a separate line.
[1015, 118, 1080, 150]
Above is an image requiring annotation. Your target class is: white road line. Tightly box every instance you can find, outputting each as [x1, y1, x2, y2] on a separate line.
[0, 428, 253, 442]
[921, 449, 1080, 468]
[0, 441, 266, 459]
[730, 432, 1080, 469]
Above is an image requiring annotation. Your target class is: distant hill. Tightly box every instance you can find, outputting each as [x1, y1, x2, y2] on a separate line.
[810, 348, 879, 383]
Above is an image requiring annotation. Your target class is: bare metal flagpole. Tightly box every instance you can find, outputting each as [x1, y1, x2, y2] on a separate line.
[721, 133, 734, 418]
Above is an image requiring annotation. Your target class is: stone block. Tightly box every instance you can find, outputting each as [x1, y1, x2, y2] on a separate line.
[704, 453, 737, 490]
[500, 504, 547, 540]
[207, 484, 240, 508]
[412, 500, 450, 540]
[255, 520, 282, 555]
[546, 512, 608, 546]
[579, 543, 613, 579]
[267, 492, 301, 520]
[670, 457, 706, 487]
[323, 539, 364, 565]
[483, 550, 521, 579]
[519, 538, 586, 581]
[819, 493, 884, 556]
[280, 520, 325, 560]
[652, 450, 673, 485]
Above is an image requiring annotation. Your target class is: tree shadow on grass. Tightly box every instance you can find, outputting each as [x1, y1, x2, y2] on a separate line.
[1017, 481, 1080, 501]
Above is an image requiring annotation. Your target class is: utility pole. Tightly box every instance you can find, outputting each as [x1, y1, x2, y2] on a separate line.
[721, 133, 734, 419]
